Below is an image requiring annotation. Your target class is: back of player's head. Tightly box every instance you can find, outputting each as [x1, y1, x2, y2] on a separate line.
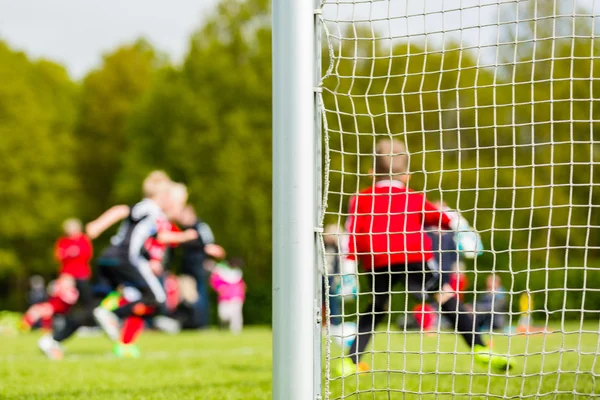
[487, 274, 501, 289]
[228, 257, 245, 270]
[374, 138, 409, 179]
[163, 182, 189, 219]
[143, 170, 172, 198]
[63, 218, 83, 236]
[29, 275, 45, 288]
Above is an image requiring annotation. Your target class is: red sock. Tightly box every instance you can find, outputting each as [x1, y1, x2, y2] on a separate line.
[41, 316, 53, 331]
[121, 316, 145, 345]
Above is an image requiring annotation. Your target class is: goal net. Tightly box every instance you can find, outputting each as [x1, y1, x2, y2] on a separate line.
[318, 1, 600, 398]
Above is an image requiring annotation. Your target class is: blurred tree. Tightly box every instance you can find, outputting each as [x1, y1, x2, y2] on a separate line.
[116, 0, 272, 323]
[0, 42, 78, 307]
[75, 39, 160, 221]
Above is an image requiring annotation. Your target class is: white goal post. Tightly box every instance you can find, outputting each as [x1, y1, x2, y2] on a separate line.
[273, 1, 600, 399]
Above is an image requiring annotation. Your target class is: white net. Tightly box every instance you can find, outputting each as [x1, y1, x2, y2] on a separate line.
[318, 1, 600, 399]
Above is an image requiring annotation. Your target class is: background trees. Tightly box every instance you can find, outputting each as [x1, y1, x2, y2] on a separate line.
[0, 0, 598, 320]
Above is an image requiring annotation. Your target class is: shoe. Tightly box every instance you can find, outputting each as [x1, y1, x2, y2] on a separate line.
[153, 316, 181, 335]
[113, 343, 140, 358]
[357, 362, 370, 373]
[93, 307, 120, 341]
[100, 292, 121, 311]
[335, 358, 370, 377]
[474, 345, 514, 371]
[38, 334, 64, 360]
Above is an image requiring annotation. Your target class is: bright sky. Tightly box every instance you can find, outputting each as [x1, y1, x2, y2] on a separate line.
[0, 0, 597, 79]
[0, 0, 217, 78]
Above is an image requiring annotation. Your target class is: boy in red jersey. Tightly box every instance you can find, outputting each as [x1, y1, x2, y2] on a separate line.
[338, 138, 512, 375]
[22, 274, 79, 333]
[38, 219, 94, 358]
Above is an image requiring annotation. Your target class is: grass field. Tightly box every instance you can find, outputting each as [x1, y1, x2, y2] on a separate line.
[0, 324, 598, 399]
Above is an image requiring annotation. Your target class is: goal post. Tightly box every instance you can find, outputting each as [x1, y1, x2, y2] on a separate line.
[272, 0, 322, 397]
[274, 0, 600, 399]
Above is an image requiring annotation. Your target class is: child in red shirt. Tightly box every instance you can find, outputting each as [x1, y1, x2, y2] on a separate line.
[339, 138, 512, 375]
[22, 274, 79, 334]
[55, 219, 93, 280]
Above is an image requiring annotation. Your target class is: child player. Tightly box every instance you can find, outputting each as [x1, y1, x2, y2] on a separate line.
[37, 173, 194, 359]
[36, 218, 94, 358]
[338, 138, 513, 376]
[88, 179, 196, 357]
[22, 274, 79, 334]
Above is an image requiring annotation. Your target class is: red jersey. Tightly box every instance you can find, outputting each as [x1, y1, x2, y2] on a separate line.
[346, 180, 451, 269]
[55, 234, 93, 279]
[144, 219, 181, 263]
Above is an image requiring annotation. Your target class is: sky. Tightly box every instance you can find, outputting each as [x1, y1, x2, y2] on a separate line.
[0, 0, 217, 78]
[0, 0, 597, 79]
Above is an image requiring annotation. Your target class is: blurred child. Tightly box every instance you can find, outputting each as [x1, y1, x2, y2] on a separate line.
[90, 180, 196, 357]
[22, 274, 79, 338]
[338, 138, 513, 376]
[474, 274, 508, 332]
[178, 205, 224, 329]
[209, 257, 246, 334]
[38, 173, 197, 359]
[37, 219, 93, 355]
[28, 275, 47, 306]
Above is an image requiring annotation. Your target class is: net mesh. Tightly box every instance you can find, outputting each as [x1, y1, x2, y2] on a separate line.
[317, 1, 600, 398]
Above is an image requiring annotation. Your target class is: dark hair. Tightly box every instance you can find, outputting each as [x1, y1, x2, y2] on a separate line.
[228, 257, 245, 269]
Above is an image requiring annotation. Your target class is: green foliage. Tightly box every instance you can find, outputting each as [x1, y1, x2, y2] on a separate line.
[322, 2, 600, 317]
[0, 0, 599, 321]
[75, 39, 160, 220]
[0, 42, 78, 295]
[116, 0, 272, 323]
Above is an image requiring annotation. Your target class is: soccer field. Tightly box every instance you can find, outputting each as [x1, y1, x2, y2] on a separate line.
[0, 324, 598, 399]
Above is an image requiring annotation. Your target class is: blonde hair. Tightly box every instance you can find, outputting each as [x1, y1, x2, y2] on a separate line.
[169, 182, 189, 205]
[143, 170, 171, 198]
[374, 138, 409, 180]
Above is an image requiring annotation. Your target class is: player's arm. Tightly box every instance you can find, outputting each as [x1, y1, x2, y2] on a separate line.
[156, 229, 198, 244]
[423, 199, 483, 258]
[194, 221, 226, 259]
[86, 205, 130, 239]
[422, 198, 453, 230]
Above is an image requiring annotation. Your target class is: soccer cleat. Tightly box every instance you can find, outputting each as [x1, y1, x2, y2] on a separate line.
[93, 307, 120, 342]
[357, 362, 370, 373]
[113, 343, 140, 358]
[38, 334, 64, 360]
[100, 292, 121, 311]
[474, 345, 514, 371]
[335, 358, 370, 377]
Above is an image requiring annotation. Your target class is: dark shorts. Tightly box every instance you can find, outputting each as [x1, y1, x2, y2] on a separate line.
[367, 260, 442, 301]
[97, 256, 165, 304]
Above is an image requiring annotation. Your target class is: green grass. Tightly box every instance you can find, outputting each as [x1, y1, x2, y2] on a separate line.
[0, 324, 599, 399]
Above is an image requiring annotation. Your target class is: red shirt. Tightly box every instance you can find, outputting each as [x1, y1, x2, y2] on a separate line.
[144, 219, 181, 263]
[346, 180, 451, 270]
[55, 234, 93, 279]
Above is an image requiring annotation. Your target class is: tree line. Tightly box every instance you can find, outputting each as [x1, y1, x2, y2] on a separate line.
[0, 0, 597, 320]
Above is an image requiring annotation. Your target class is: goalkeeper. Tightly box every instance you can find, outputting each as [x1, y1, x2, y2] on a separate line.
[339, 138, 513, 376]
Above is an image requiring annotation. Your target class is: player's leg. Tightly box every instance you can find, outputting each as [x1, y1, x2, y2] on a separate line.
[52, 279, 95, 343]
[92, 260, 137, 341]
[230, 300, 243, 334]
[341, 266, 403, 374]
[434, 282, 513, 371]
